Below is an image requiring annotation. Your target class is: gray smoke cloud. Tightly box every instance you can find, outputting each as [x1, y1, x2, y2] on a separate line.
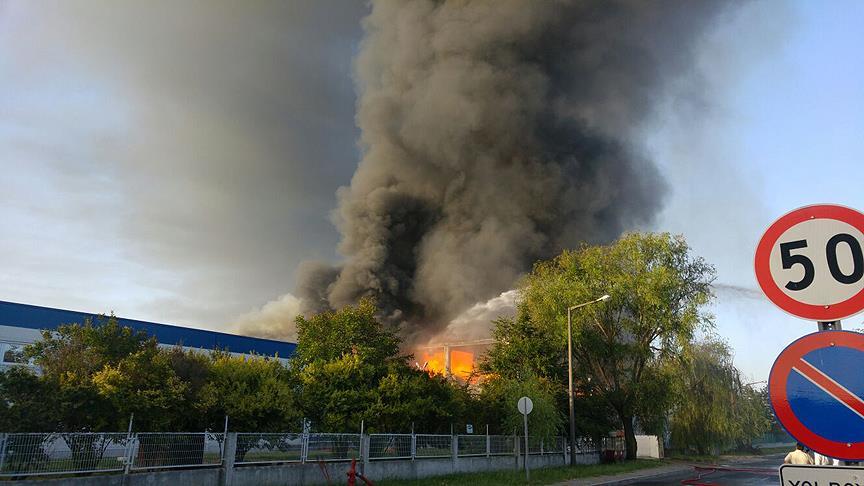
[1, 1, 366, 326]
[298, 0, 741, 341]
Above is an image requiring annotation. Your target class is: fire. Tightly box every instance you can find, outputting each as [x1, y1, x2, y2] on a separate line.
[415, 348, 476, 381]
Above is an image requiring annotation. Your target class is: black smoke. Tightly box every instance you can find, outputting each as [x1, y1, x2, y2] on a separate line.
[299, 0, 740, 341]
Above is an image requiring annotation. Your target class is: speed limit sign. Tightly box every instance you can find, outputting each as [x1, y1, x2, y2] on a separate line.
[755, 204, 864, 321]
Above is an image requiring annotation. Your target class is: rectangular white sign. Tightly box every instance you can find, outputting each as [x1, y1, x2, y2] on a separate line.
[781, 464, 864, 486]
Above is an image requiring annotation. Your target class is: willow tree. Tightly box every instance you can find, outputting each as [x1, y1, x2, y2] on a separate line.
[518, 232, 715, 459]
[670, 339, 770, 455]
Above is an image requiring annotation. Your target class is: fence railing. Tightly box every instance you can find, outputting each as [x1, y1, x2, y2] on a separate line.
[0, 433, 129, 477]
[414, 434, 451, 458]
[0, 431, 610, 477]
[0, 432, 222, 477]
[129, 433, 224, 471]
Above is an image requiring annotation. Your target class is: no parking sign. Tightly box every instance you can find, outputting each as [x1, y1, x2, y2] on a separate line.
[769, 331, 864, 461]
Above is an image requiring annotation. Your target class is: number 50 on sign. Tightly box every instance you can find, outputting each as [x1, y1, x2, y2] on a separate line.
[755, 204, 864, 322]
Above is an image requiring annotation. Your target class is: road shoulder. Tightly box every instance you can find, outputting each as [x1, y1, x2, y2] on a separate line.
[553, 463, 692, 486]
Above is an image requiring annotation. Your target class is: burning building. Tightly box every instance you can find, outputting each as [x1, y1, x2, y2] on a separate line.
[415, 339, 493, 381]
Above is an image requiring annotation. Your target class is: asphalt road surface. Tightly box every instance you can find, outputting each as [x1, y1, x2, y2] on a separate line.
[618, 454, 783, 485]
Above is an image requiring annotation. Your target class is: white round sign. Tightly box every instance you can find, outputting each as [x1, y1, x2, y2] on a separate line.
[755, 204, 864, 321]
[517, 396, 533, 415]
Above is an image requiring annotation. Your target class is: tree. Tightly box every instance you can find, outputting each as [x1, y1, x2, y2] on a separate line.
[0, 367, 58, 432]
[292, 298, 401, 369]
[92, 345, 190, 431]
[292, 298, 471, 434]
[477, 374, 564, 442]
[481, 315, 564, 381]
[515, 232, 715, 459]
[669, 338, 770, 455]
[26, 315, 150, 379]
[196, 352, 300, 433]
[364, 364, 462, 433]
[23, 315, 152, 432]
[195, 352, 300, 461]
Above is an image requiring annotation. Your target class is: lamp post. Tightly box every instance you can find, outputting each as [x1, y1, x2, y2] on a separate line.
[567, 294, 610, 466]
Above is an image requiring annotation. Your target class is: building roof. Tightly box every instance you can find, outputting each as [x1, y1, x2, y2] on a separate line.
[0, 300, 296, 358]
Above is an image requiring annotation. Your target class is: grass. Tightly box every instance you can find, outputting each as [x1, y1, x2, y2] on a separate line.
[375, 459, 664, 486]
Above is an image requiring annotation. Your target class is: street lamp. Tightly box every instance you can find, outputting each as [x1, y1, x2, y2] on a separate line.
[567, 294, 610, 466]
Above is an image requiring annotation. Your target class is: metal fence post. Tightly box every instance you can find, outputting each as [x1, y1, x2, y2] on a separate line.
[451, 433, 458, 470]
[300, 431, 308, 464]
[123, 434, 136, 474]
[485, 425, 490, 458]
[411, 432, 416, 461]
[361, 434, 370, 476]
[220, 433, 237, 486]
[513, 428, 519, 470]
[221, 415, 229, 462]
[562, 437, 567, 464]
[123, 415, 135, 475]
[0, 433, 7, 472]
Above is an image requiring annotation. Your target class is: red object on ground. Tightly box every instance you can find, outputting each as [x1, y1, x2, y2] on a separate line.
[346, 459, 375, 486]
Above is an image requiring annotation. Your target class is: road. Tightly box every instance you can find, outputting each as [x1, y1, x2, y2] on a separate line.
[618, 454, 783, 485]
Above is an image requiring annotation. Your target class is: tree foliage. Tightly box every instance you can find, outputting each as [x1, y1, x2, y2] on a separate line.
[3, 316, 304, 433]
[291, 298, 463, 433]
[196, 352, 300, 432]
[477, 374, 564, 441]
[489, 232, 716, 458]
[669, 338, 770, 455]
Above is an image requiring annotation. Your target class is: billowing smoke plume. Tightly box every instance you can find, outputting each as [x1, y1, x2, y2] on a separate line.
[299, 0, 738, 341]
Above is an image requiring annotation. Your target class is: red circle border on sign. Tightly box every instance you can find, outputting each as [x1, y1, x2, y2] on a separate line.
[754, 204, 864, 321]
[769, 331, 864, 460]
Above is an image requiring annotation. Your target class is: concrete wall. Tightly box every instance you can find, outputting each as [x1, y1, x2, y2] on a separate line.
[230, 453, 596, 486]
[9, 467, 220, 486]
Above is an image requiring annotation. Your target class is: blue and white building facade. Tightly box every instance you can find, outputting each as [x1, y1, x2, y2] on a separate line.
[0, 300, 296, 370]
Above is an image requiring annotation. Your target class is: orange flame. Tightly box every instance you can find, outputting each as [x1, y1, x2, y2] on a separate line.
[415, 348, 476, 381]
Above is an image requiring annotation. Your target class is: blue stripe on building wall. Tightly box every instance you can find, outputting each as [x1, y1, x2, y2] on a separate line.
[0, 300, 296, 358]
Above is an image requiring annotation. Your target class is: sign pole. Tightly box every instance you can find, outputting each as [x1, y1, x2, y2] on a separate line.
[523, 411, 529, 481]
[818, 321, 843, 331]
[758, 204, 864, 476]
[517, 396, 533, 481]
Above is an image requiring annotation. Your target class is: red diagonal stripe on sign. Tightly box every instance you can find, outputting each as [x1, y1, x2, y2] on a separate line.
[793, 358, 864, 421]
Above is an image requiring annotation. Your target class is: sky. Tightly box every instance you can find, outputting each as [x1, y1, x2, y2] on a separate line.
[2, 1, 864, 382]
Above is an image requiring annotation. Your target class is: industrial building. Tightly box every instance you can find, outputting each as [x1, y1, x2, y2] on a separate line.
[0, 300, 296, 370]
